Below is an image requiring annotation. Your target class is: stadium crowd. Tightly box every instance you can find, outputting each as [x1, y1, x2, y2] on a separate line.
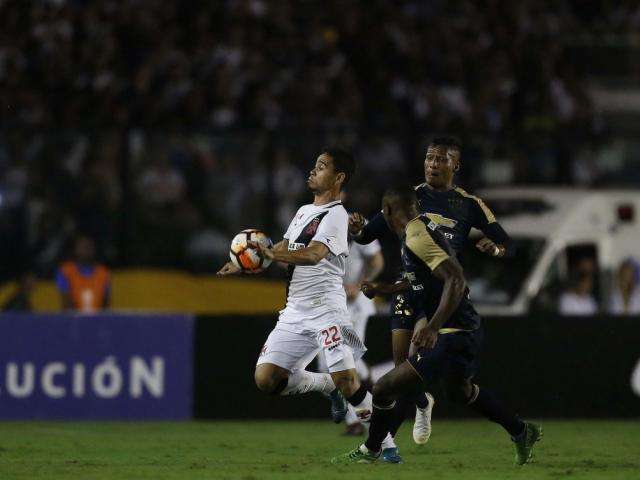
[1, 0, 639, 301]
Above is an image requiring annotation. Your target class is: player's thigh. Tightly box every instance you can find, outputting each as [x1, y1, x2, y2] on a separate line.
[373, 361, 423, 402]
[406, 337, 450, 388]
[442, 330, 484, 393]
[391, 329, 412, 366]
[256, 326, 318, 373]
[316, 321, 365, 375]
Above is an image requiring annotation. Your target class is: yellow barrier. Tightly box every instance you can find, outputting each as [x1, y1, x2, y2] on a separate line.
[0, 269, 286, 314]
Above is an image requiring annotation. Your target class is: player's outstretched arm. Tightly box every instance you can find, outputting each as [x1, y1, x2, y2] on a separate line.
[217, 262, 242, 275]
[429, 257, 466, 329]
[412, 258, 466, 349]
[361, 279, 410, 299]
[350, 211, 390, 244]
[475, 236, 507, 257]
[248, 240, 329, 266]
[272, 239, 289, 252]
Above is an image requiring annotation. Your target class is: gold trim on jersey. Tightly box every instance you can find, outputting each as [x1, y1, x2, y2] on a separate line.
[454, 186, 497, 223]
[438, 327, 472, 334]
[405, 217, 449, 272]
[425, 212, 458, 229]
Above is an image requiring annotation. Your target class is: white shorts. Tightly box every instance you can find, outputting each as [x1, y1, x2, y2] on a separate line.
[256, 310, 366, 374]
[347, 292, 376, 342]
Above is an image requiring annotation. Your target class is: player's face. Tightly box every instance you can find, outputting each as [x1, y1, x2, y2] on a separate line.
[424, 145, 459, 189]
[307, 153, 339, 193]
[383, 200, 412, 237]
[75, 237, 95, 263]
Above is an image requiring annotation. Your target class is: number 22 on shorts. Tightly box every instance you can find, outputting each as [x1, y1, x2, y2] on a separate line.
[320, 326, 342, 346]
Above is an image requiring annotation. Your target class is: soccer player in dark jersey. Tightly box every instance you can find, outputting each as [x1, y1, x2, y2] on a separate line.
[332, 187, 542, 465]
[349, 137, 509, 446]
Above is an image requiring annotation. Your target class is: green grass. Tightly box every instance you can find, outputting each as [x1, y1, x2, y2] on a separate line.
[0, 420, 639, 479]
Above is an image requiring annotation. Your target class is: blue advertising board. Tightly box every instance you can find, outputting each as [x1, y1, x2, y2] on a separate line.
[0, 314, 193, 420]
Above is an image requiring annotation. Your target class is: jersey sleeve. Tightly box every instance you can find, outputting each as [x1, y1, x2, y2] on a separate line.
[470, 195, 497, 228]
[354, 211, 390, 244]
[480, 221, 510, 246]
[405, 219, 450, 272]
[312, 208, 349, 256]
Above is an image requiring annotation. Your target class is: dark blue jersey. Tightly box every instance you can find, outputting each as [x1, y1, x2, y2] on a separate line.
[402, 216, 480, 331]
[355, 184, 509, 254]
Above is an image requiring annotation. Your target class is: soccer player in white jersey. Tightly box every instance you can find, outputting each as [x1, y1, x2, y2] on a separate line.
[318, 236, 384, 435]
[217, 148, 398, 460]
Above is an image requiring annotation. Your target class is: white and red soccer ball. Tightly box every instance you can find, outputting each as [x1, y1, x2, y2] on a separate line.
[229, 229, 273, 271]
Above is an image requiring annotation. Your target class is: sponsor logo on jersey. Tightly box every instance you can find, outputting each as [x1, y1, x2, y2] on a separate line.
[426, 212, 458, 229]
[288, 242, 305, 251]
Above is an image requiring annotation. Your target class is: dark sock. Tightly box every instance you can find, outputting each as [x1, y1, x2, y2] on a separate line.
[271, 378, 288, 395]
[413, 390, 429, 409]
[346, 384, 367, 406]
[468, 385, 525, 437]
[387, 395, 408, 438]
[364, 401, 395, 452]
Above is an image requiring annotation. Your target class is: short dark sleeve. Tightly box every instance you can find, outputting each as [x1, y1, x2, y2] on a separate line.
[354, 211, 390, 244]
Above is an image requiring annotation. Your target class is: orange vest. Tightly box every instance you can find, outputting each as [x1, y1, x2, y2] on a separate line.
[60, 261, 110, 312]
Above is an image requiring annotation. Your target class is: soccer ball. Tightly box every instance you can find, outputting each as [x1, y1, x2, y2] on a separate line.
[229, 229, 273, 271]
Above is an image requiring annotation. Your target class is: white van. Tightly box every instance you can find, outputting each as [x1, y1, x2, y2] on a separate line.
[464, 188, 640, 315]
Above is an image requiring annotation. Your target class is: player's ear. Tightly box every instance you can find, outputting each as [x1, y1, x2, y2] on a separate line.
[335, 171, 346, 186]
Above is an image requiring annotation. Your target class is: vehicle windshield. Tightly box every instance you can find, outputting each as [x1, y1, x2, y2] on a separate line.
[463, 236, 546, 305]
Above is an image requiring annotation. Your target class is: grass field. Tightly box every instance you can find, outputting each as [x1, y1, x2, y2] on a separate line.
[0, 420, 639, 479]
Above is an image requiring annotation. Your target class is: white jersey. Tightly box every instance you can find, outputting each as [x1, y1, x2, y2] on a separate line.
[344, 240, 381, 286]
[280, 200, 349, 325]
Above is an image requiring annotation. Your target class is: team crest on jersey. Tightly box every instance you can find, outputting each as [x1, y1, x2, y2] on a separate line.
[304, 217, 321, 236]
[292, 212, 328, 247]
[426, 212, 458, 228]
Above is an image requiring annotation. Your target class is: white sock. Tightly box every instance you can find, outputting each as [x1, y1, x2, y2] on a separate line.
[345, 405, 359, 426]
[350, 390, 373, 423]
[280, 370, 335, 396]
[381, 433, 396, 449]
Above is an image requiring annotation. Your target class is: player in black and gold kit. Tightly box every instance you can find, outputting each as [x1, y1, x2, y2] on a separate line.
[333, 187, 542, 466]
[349, 137, 509, 447]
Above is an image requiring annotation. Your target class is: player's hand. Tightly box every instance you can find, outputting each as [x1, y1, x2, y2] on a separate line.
[247, 240, 275, 261]
[361, 281, 380, 299]
[412, 318, 438, 349]
[217, 262, 241, 276]
[476, 237, 501, 256]
[349, 212, 366, 235]
[345, 283, 361, 301]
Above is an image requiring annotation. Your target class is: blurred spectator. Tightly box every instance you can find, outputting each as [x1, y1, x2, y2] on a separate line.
[2, 272, 36, 311]
[56, 235, 110, 313]
[609, 259, 640, 315]
[2, 0, 639, 275]
[137, 155, 187, 208]
[273, 148, 305, 232]
[558, 258, 598, 316]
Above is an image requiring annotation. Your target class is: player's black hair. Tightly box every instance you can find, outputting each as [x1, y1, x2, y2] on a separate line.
[430, 136, 462, 149]
[322, 147, 355, 188]
[382, 185, 417, 212]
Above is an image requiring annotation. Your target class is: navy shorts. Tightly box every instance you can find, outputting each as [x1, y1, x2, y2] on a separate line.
[390, 292, 419, 331]
[407, 328, 483, 385]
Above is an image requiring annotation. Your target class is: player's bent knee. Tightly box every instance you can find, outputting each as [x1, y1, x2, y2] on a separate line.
[254, 367, 285, 394]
